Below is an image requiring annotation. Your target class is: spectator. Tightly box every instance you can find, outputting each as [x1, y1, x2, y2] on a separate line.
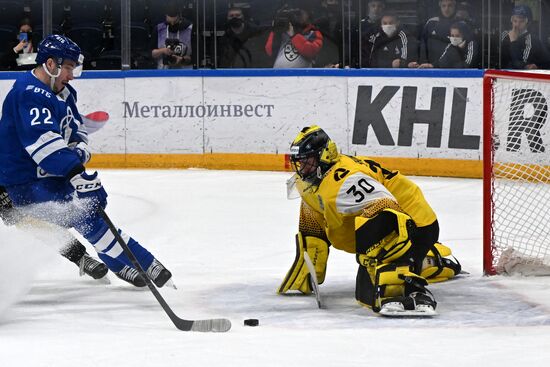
[217, 7, 266, 68]
[313, 0, 343, 67]
[361, 0, 386, 36]
[265, 7, 323, 68]
[456, 2, 480, 37]
[364, 12, 415, 68]
[500, 5, 550, 70]
[419, 21, 479, 68]
[417, 0, 457, 66]
[1, 18, 37, 71]
[151, 2, 193, 69]
[360, 0, 386, 66]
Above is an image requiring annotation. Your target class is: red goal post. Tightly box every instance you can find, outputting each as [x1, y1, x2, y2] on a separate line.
[483, 70, 550, 276]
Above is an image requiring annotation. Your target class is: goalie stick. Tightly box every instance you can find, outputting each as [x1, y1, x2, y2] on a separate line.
[303, 251, 324, 309]
[99, 207, 231, 332]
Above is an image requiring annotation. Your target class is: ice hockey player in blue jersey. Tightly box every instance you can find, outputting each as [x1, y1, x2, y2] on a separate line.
[0, 34, 172, 288]
[1, 184, 108, 281]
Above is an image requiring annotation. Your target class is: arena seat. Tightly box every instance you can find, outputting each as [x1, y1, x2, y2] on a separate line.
[69, 0, 107, 24]
[67, 22, 105, 57]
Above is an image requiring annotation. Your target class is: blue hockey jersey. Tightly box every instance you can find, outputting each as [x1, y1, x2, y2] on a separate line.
[0, 71, 87, 186]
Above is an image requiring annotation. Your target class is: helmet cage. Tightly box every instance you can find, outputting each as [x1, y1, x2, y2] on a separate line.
[289, 126, 340, 187]
[289, 147, 324, 185]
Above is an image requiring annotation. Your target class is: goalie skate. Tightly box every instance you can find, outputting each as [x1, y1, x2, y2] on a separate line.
[379, 292, 437, 317]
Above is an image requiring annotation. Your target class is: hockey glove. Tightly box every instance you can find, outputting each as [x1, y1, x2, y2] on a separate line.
[69, 142, 92, 164]
[70, 171, 108, 209]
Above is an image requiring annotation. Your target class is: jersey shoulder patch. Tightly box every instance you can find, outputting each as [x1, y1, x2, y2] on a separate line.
[335, 172, 394, 215]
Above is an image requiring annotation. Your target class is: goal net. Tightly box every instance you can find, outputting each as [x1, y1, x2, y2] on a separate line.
[484, 70, 550, 276]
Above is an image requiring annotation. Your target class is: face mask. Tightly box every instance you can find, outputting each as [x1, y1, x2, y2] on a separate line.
[228, 17, 244, 28]
[449, 36, 463, 46]
[167, 22, 180, 33]
[381, 25, 397, 37]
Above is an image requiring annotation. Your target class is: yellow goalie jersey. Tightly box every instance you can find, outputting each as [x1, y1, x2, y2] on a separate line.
[296, 155, 437, 253]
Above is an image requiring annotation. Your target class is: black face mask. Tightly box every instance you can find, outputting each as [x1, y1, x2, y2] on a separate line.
[167, 22, 180, 33]
[228, 17, 244, 28]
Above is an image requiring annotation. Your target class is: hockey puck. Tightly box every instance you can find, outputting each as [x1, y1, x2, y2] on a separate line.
[244, 319, 259, 326]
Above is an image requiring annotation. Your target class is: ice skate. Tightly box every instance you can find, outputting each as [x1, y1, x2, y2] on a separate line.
[78, 253, 109, 280]
[379, 291, 437, 317]
[115, 265, 146, 287]
[146, 259, 172, 288]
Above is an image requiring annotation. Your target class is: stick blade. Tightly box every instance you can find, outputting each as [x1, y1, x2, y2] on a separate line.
[303, 252, 324, 309]
[189, 318, 232, 332]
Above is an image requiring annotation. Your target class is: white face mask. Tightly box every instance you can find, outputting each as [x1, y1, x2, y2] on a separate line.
[449, 36, 464, 46]
[381, 24, 397, 37]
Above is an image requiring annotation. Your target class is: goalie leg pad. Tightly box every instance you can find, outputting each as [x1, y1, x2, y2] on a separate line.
[278, 233, 329, 294]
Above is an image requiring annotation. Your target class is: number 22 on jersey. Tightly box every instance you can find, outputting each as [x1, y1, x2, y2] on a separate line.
[29, 107, 53, 125]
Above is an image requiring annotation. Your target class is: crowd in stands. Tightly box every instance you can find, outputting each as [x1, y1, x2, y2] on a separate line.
[1, 0, 549, 71]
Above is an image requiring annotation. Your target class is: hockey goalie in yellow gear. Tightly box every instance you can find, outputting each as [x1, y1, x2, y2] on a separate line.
[278, 126, 461, 316]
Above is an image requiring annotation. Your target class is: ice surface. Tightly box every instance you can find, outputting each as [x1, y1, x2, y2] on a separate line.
[1, 170, 549, 367]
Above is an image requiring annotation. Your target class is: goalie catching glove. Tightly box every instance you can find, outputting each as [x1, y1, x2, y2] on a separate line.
[278, 232, 329, 294]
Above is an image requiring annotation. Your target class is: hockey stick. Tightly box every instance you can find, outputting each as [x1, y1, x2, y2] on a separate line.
[303, 251, 324, 309]
[99, 207, 231, 332]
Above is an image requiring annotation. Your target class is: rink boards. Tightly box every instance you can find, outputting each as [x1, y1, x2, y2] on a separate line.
[0, 69, 486, 177]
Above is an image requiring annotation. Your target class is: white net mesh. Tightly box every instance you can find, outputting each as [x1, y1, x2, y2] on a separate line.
[490, 76, 550, 275]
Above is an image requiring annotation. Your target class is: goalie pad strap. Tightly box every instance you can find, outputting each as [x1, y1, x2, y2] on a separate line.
[278, 233, 329, 294]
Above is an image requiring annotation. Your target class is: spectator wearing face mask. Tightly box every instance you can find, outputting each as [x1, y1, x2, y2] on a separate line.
[1, 18, 37, 71]
[414, 0, 457, 67]
[419, 21, 479, 68]
[364, 12, 415, 68]
[151, 2, 193, 69]
[500, 5, 550, 69]
[218, 7, 266, 68]
[360, 0, 386, 66]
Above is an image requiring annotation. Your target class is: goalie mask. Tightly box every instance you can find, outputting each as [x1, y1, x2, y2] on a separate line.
[289, 126, 339, 186]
